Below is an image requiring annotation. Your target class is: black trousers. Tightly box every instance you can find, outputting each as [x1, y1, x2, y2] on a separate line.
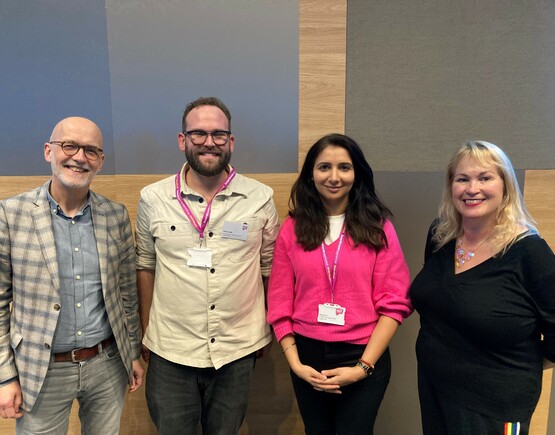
[418, 368, 531, 435]
[291, 334, 391, 435]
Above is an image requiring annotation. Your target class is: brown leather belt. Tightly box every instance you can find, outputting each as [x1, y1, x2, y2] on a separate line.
[53, 336, 115, 363]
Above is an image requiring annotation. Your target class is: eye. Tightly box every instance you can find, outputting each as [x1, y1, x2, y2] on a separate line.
[479, 176, 492, 182]
[84, 146, 102, 158]
[63, 143, 79, 152]
[454, 177, 467, 183]
[316, 163, 330, 171]
[339, 164, 353, 171]
[212, 131, 228, 139]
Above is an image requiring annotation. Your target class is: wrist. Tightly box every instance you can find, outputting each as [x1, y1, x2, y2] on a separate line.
[355, 358, 374, 377]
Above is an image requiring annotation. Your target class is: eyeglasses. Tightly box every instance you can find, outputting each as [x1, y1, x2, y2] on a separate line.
[49, 141, 104, 161]
[184, 130, 231, 146]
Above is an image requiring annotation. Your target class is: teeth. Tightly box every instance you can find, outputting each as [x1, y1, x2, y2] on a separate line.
[464, 199, 482, 204]
[67, 166, 86, 172]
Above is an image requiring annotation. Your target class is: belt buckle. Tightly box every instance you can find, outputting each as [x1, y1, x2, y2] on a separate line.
[70, 348, 84, 363]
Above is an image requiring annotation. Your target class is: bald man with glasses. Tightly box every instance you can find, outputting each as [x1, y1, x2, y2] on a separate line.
[0, 117, 144, 434]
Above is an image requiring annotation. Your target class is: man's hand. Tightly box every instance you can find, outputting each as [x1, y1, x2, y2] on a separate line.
[129, 359, 145, 393]
[0, 381, 23, 419]
[256, 341, 273, 359]
[140, 344, 150, 363]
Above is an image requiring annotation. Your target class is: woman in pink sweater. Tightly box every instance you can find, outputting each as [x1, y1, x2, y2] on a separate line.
[267, 133, 412, 434]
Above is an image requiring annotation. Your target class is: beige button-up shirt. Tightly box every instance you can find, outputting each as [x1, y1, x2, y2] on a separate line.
[136, 165, 279, 369]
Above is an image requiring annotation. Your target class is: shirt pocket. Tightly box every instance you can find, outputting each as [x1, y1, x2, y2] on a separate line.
[153, 222, 196, 266]
[225, 218, 263, 263]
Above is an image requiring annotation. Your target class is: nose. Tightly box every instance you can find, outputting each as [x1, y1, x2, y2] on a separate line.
[329, 168, 340, 183]
[72, 147, 88, 162]
[204, 133, 216, 146]
[465, 179, 479, 195]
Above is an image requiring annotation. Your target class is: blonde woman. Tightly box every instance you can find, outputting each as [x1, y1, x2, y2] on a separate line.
[411, 141, 555, 435]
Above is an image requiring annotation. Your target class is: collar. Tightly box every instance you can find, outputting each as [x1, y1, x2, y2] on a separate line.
[175, 163, 247, 199]
[46, 182, 91, 218]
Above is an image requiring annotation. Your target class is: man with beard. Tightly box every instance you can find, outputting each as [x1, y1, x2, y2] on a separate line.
[0, 117, 143, 433]
[135, 97, 279, 434]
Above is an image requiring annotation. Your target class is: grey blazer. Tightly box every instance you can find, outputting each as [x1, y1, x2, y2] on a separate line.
[0, 182, 141, 411]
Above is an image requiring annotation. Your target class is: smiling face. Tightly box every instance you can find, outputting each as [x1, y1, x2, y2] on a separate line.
[312, 145, 355, 216]
[451, 157, 505, 227]
[44, 117, 104, 194]
[178, 105, 234, 177]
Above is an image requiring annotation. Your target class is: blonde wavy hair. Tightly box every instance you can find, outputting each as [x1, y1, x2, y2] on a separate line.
[433, 140, 537, 254]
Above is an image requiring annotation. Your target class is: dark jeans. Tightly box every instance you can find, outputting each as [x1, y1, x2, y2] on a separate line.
[146, 352, 256, 435]
[418, 368, 531, 435]
[291, 334, 391, 435]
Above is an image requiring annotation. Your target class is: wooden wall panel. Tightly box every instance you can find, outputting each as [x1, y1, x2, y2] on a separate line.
[299, 0, 346, 167]
[525, 169, 555, 435]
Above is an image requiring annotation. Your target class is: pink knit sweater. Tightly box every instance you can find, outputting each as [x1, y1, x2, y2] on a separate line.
[267, 217, 412, 344]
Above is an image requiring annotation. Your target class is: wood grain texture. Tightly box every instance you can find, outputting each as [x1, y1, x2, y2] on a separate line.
[525, 169, 555, 435]
[299, 0, 347, 168]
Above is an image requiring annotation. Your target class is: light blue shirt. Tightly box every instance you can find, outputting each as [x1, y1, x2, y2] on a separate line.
[47, 189, 112, 352]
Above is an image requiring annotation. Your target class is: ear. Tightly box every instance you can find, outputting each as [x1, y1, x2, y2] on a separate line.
[96, 153, 105, 172]
[228, 134, 235, 153]
[178, 132, 186, 152]
[44, 142, 52, 162]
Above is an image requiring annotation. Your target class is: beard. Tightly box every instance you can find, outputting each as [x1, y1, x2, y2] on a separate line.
[185, 146, 231, 177]
[50, 160, 96, 190]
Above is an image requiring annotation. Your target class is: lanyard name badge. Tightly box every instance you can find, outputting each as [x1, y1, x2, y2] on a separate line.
[317, 225, 346, 326]
[174, 166, 236, 268]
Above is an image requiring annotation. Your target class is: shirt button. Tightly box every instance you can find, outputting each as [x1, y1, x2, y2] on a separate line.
[210, 268, 215, 274]
[210, 305, 215, 310]
[199, 198, 204, 203]
[74, 247, 79, 252]
[76, 303, 82, 308]
[76, 275, 81, 280]
[210, 338, 215, 343]
[71, 220, 75, 225]
[53, 304, 60, 311]
[77, 331, 82, 336]
[208, 232, 214, 237]
[44, 343, 51, 350]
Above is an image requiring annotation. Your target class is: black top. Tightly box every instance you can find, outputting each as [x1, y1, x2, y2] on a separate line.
[411, 233, 555, 421]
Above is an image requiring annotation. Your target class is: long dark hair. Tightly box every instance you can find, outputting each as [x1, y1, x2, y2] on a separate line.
[290, 133, 392, 250]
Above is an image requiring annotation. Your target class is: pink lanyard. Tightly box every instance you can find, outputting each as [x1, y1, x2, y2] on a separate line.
[174, 167, 236, 239]
[320, 224, 346, 303]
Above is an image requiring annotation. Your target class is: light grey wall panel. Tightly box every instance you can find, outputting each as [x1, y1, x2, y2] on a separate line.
[106, 0, 299, 174]
[0, 0, 115, 175]
[346, 0, 555, 172]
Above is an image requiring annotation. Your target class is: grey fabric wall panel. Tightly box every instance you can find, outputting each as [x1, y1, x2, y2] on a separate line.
[0, 0, 298, 176]
[106, 0, 298, 174]
[346, 0, 555, 172]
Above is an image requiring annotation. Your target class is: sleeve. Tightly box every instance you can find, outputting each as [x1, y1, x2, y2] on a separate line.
[259, 197, 280, 277]
[372, 220, 413, 323]
[118, 206, 141, 359]
[0, 202, 17, 381]
[524, 238, 555, 362]
[135, 190, 157, 271]
[267, 219, 296, 342]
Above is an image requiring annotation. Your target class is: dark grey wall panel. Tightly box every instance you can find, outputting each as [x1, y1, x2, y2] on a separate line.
[0, 0, 115, 175]
[106, 0, 299, 174]
[346, 0, 555, 172]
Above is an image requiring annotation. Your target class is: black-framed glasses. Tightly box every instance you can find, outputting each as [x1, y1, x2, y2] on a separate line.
[184, 130, 231, 146]
[49, 141, 104, 161]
